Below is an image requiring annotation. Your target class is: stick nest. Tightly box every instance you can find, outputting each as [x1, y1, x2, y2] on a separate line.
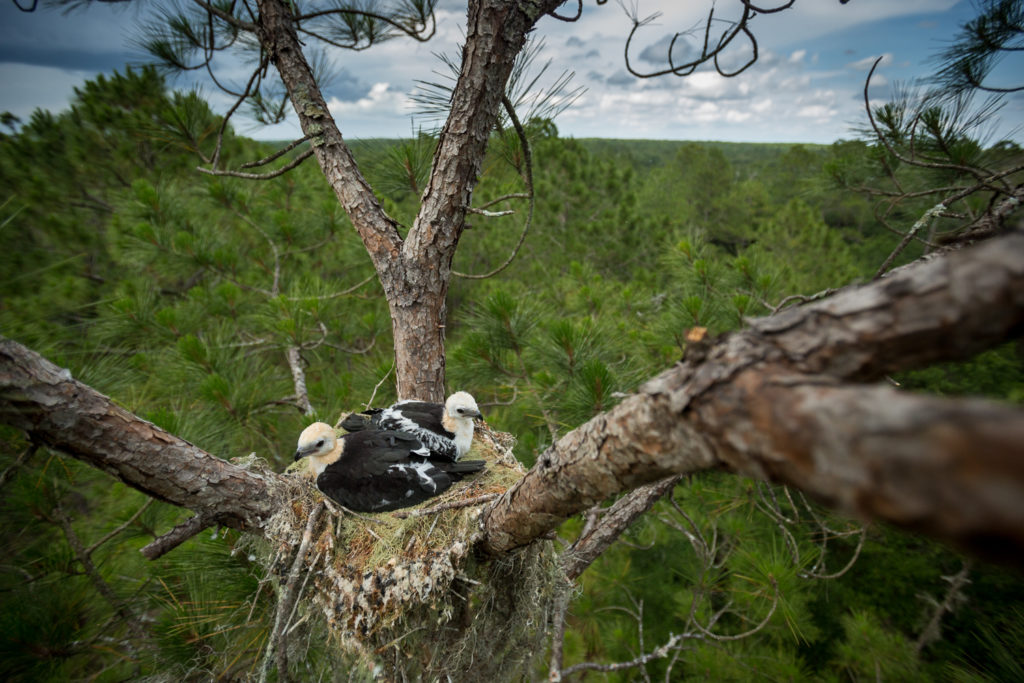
[243, 422, 561, 679]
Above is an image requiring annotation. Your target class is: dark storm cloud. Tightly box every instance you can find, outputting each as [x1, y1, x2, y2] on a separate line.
[0, 1, 137, 71]
[0, 44, 133, 71]
[321, 67, 372, 103]
[637, 34, 694, 66]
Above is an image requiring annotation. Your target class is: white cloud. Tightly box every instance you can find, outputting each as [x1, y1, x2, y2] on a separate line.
[327, 83, 410, 117]
[789, 49, 807, 63]
[847, 53, 894, 70]
[797, 104, 837, 121]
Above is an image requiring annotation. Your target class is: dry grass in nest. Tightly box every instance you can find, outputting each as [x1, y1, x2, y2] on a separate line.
[259, 420, 530, 644]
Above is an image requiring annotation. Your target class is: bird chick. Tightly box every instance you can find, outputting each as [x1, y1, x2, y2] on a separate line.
[293, 421, 485, 512]
[340, 391, 483, 461]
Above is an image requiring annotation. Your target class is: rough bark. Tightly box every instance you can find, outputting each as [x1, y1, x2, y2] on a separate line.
[481, 230, 1024, 562]
[0, 337, 282, 532]
[255, 0, 562, 400]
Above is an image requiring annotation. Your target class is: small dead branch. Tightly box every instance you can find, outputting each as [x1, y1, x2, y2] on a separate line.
[0, 442, 37, 489]
[915, 560, 972, 654]
[198, 147, 315, 180]
[392, 493, 500, 519]
[262, 500, 324, 683]
[56, 506, 149, 641]
[141, 513, 214, 561]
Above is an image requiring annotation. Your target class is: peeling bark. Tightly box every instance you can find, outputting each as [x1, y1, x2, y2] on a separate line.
[481, 230, 1024, 562]
[0, 337, 282, 532]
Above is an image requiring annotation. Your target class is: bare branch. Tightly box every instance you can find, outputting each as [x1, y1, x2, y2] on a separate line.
[0, 336, 283, 532]
[198, 146, 315, 180]
[56, 506, 149, 641]
[239, 135, 313, 169]
[560, 630, 692, 678]
[89, 498, 155, 556]
[261, 500, 324, 683]
[0, 442, 37, 489]
[284, 346, 314, 416]
[563, 475, 681, 580]
[915, 560, 972, 654]
[694, 578, 779, 641]
[140, 513, 215, 560]
[873, 202, 947, 278]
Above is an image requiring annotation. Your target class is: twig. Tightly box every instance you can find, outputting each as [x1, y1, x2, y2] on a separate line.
[285, 346, 314, 416]
[874, 202, 947, 279]
[88, 499, 154, 556]
[240, 135, 312, 169]
[560, 631, 692, 678]
[915, 559, 972, 654]
[547, 578, 574, 681]
[564, 476, 681, 580]
[802, 526, 868, 580]
[197, 147, 315, 180]
[56, 506, 149, 641]
[263, 501, 324, 683]
[694, 578, 780, 641]
[140, 513, 215, 561]
[453, 95, 535, 279]
[360, 363, 394, 414]
[391, 493, 500, 519]
[284, 272, 377, 301]
[0, 443, 37, 489]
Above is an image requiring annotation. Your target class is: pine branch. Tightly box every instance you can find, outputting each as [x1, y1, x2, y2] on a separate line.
[261, 501, 324, 683]
[140, 513, 215, 560]
[56, 506, 150, 641]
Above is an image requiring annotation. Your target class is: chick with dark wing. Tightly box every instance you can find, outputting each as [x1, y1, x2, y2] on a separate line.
[293, 422, 485, 512]
[339, 391, 482, 461]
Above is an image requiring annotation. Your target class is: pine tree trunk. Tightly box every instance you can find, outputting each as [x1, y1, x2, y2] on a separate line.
[389, 291, 448, 402]
[255, 0, 563, 400]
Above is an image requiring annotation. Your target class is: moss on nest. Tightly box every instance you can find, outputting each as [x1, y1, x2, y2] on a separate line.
[244, 420, 561, 680]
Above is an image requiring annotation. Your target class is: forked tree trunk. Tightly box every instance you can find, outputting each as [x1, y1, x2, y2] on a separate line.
[255, 0, 564, 400]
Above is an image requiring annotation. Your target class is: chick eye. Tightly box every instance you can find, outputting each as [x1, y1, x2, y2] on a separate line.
[315, 439, 325, 447]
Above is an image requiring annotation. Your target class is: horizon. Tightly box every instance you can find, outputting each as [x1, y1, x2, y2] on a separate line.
[1, 1, 1021, 145]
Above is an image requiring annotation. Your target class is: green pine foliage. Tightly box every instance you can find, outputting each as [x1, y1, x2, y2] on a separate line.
[2, 67, 1022, 680]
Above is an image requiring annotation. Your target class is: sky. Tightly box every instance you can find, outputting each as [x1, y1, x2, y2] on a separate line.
[0, 0, 1021, 145]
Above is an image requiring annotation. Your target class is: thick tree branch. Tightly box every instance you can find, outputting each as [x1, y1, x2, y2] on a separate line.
[0, 337, 282, 533]
[255, 0, 402, 270]
[481, 230, 1024, 561]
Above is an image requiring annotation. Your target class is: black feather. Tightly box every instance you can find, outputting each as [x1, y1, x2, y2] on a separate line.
[313, 430, 484, 512]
